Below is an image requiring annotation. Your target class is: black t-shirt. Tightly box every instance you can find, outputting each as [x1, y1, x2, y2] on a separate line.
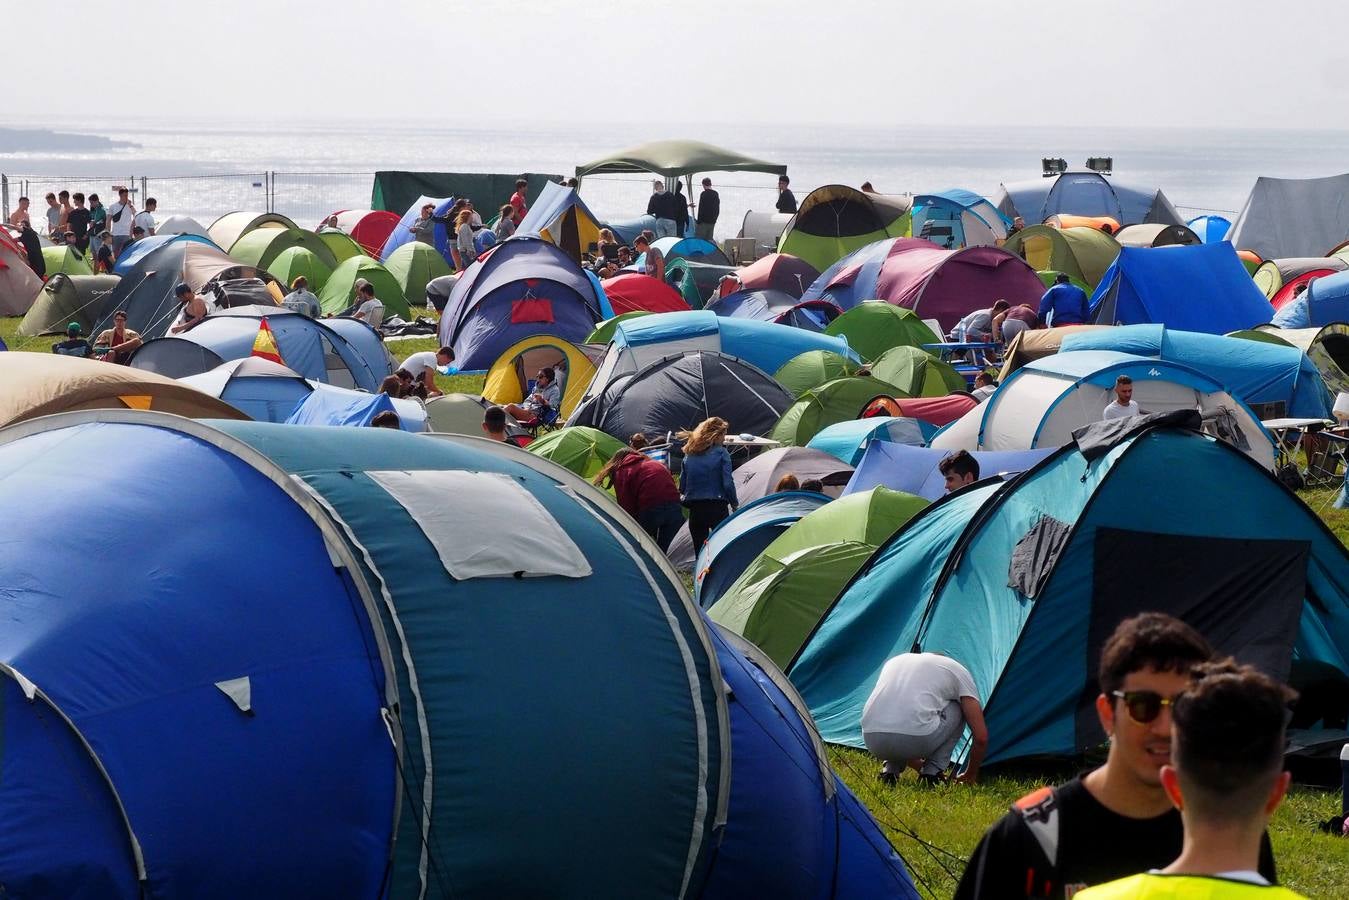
[776, 188, 798, 214]
[953, 776, 1277, 900]
[697, 189, 720, 224]
[647, 191, 680, 222]
[67, 207, 91, 239]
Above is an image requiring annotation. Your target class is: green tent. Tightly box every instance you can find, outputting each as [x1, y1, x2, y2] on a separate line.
[587, 312, 651, 344]
[1002, 225, 1120, 290]
[384, 242, 452, 310]
[707, 487, 928, 669]
[317, 229, 366, 264]
[666, 259, 735, 309]
[823, 302, 939, 362]
[525, 427, 626, 480]
[575, 139, 786, 178]
[17, 273, 120, 337]
[773, 350, 861, 398]
[868, 345, 965, 397]
[266, 246, 333, 293]
[777, 186, 912, 274]
[318, 255, 410, 318]
[769, 376, 907, 446]
[229, 228, 339, 273]
[41, 245, 93, 278]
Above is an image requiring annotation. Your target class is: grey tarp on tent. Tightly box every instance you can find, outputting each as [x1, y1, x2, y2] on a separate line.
[18, 274, 121, 337]
[575, 140, 787, 178]
[371, 172, 563, 216]
[1226, 173, 1349, 259]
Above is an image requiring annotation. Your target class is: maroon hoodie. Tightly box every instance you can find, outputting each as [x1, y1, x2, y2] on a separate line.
[610, 453, 680, 518]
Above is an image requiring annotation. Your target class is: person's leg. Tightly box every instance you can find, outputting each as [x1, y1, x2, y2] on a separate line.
[653, 502, 685, 552]
[688, 500, 726, 551]
[918, 700, 967, 778]
[863, 731, 932, 781]
[503, 403, 530, 421]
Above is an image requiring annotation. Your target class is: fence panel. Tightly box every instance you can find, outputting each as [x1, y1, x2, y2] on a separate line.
[142, 174, 269, 232]
[577, 174, 803, 243]
[4, 174, 137, 240]
[269, 173, 376, 228]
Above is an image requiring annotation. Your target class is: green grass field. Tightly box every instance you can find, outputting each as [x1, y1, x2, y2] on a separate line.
[3, 314, 1346, 895]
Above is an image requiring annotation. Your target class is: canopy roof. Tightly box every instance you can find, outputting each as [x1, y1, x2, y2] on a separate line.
[576, 139, 786, 178]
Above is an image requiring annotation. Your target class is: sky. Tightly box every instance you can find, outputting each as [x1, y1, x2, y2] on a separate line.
[11, 0, 1349, 130]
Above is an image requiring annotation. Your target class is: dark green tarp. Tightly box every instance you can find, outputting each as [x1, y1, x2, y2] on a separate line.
[372, 172, 564, 216]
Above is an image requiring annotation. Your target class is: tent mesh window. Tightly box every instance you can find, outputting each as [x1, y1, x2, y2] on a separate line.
[1007, 515, 1072, 600]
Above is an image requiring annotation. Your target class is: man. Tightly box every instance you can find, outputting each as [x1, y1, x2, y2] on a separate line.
[1009, 215, 1026, 236]
[482, 405, 509, 441]
[504, 366, 560, 424]
[134, 198, 157, 237]
[67, 192, 92, 254]
[53, 322, 92, 357]
[1103, 375, 1139, 421]
[776, 175, 798, 214]
[672, 182, 689, 238]
[861, 652, 988, 786]
[939, 450, 979, 492]
[169, 282, 208, 334]
[399, 346, 455, 397]
[282, 276, 321, 317]
[44, 193, 61, 239]
[971, 372, 998, 402]
[695, 177, 719, 241]
[352, 283, 385, 327]
[108, 187, 136, 255]
[1038, 272, 1090, 327]
[57, 190, 72, 234]
[954, 613, 1276, 899]
[92, 231, 115, 274]
[410, 203, 436, 244]
[951, 300, 1010, 343]
[646, 180, 679, 237]
[994, 303, 1038, 345]
[88, 193, 107, 238]
[7, 195, 30, 227]
[16, 220, 44, 277]
[509, 178, 529, 225]
[1078, 662, 1302, 899]
[94, 310, 142, 364]
[63, 231, 80, 251]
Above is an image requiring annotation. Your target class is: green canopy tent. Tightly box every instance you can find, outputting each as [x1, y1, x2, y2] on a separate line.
[17, 274, 120, 337]
[575, 139, 787, 179]
[770, 376, 907, 446]
[773, 350, 861, 398]
[708, 487, 928, 669]
[823, 303, 940, 362]
[317, 255, 409, 318]
[41, 245, 93, 279]
[384, 242, 452, 310]
[1002, 225, 1120, 291]
[229, 228, 339, 274]
[525, 426, 627, 480]
[868, 345, 966, 396]
[317, 229, 366, 265]
[777, 186, 913, 274]
[587, 311, 651, 345]
[266, 246, 333, 293]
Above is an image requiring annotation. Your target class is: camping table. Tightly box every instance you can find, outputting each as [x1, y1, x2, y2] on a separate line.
[922, 341, 1000, 369]
[1262, 418, 1342, 485]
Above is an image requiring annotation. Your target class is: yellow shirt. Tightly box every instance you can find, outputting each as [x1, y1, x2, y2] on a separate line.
[1076, 872, 1305, 900]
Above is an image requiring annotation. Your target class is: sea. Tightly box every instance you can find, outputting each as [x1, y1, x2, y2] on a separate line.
[4, 115, 1349, 237]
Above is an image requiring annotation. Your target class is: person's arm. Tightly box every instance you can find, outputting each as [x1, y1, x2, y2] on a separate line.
[678, 458, 688, 497]
[721, 449, 737, 509]
[111, 332, 142, 353]
[1037, 290, 1052, 326]
[954, 696, 989, 784]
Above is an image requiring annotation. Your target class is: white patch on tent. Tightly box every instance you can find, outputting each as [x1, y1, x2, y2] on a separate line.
[9, 667, 38, 701]
[367, 470, 592, 579]
[215, 676, 252, 713]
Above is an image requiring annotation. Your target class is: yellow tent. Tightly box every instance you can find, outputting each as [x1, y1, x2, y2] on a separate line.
[482, 334, 603, 419]
[516, 183, 604, 262]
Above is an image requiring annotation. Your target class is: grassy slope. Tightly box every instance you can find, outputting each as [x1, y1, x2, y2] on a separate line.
[4, 315, 1345, 895]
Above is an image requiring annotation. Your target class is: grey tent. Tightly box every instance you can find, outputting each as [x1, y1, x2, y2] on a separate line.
[1226, 173, 1349, 259]
[995, 172, 1184, 226]
[575, 140, 786, 178]
[18, 274, 121, 337]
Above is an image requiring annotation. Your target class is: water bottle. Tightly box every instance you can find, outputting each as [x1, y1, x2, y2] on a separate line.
[1341, 742, 1349, 817]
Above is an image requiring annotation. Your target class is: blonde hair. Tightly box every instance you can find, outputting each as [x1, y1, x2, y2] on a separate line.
[599, 228, 616, 243]
[678, 417, 728, 455]
[456, 209, 473, 227]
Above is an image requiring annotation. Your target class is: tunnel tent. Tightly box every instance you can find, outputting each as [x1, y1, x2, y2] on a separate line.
[774, 350, 862, 398]
[41, 245, 93, 278]
[481, 333, 603, 419]
[384, 241, 453, 309]
[995, 171, 1185, 227]
[997, 324, 1111, 381]
[770, 376, 908, 447]
[778, 185, 913, 274]
[1000, 225, 1121, 291]
[587, 311, 651, 344]
[516, 182, 605, 262]
[17, 273, 121, 337]
[727, 252, 820, 299]
[1114, 223, 1202, 248]
[112, 232, 220, 276]
[823, 302, 940, 363]
[265, 246, 333, 293]
[910, 189, 1011, 249]
[206, 211, 297, 256]
[1186, 215, 1231, 244]
[868, 345, 966, 397]
[228, 227, 338, 273]
[317, 254, 410, 319]
[1254, 323, 1349, 396]
[806, 416, 933, 466]
[1226, 172, 1349, 259]
[1252, 257, 1349, 308]
[693, 492, 833, 610]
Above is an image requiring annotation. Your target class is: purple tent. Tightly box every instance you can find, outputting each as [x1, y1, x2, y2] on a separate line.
[437, 236, 603, 370]
[705, 289, 842, 332]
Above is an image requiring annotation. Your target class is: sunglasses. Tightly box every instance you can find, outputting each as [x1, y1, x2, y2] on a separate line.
[1111, 690, 1180, 724]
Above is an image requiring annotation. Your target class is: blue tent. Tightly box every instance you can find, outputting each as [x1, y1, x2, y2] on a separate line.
[285, 386, 426, 431]
[379, 194, 456, 263]
[694, 492, 832, 609]
[1271, 269, 1349, 329]
[651, 236, 731, 266]
[792, 421, 1349, 764]
[1061, 323, 1331, 419]
[606, 214, 658, 246]
[995, 172, 1185, 226]
[112, 232, 219, 275]
[179, 356, 313, 420]
[910, 189, 1011, 249]
[1088, 243, 1275, 334]
[606, 310, 857, 375]
[806, 416, 933, 466]
[844, 441, 1053, 500]
[705, 289, 842, 332]
[1187, 214, 1232, 244]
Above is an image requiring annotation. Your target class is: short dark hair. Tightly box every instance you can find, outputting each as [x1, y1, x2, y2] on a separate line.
[1173, 660, 1295, 819]
[358, 283, 375, 297]
[18, 195, 29, 203]
[395, 368, 412, 381]
[538, 366, 555, 382]
[145, 197, 157, 207]
[370, 410, 402, 429]
[1055, 272, 1071, 284]
[800, 478, 824, 492]
[114, 309, 128, 319]
[484, 405, 507, 431]
[88, 193, 98, 203]
[938, 449, 979, 481]
[1098, 612, 1212, 696]
[516, 178, 528, 189]
[975, 371, 996, 386]
[628, 433, 649, 450]
[72, 192, 85, 203]
[1115, 375, 1132, 386]
[58, 190, 69, 200]
[992, 299, 1010, 313]
[437, 346, 454, 359]
[778, 175, 790, 184]
[45, 192, 55, 201]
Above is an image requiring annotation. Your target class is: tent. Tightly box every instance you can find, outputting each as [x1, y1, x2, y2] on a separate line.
[1114, 223, 1201, 248]
[41, 245, 93, 278]
[738, 212, 794, 258]
[605, 214, 659, 246]
[868, 345, 966, 396]
[206, 211, 297, 254]
[774, 350, 862, 398]
[94, 240, 281, 341]
[862, 394, 978, 428]
[229, 227, 338, 274]
[997, 324, 1110, 380]
[317, 228, 366, 264]
[0, 353, 247, 426]
[930, 350, 1275, 469]
[778, 186, 913, 274]
[822, 302, 940, 363]
[379, 195, 455, 264]
[178, 356, 313, 421]
[317, 254, 410, 318]
[1247, 323, 1349, 397]
[1001, 225, 1120, 291]
[17, 273, 121, 337]
[587, 311, 651, 344]
[806, 417, 933, 465]
[129, 306, 389, 390]
[1186, 215, 1231, 244]
[575, 139, 787, 178]
[771, 376, 907, 447]
[694, 492, 832, 609]
[516, 182, 604, 262]
[1089, 242, 1275, 334]
[651, 236, 731, 267]
[843, 441, 1053, 501]
[705, 289, 840, 332]
[1059, 324, 1332, 420]
[384, 241, 453, 309]
[910, 190, 1011, 249]
[437, 237, 604, 371]
[666, 258, 737, 309]
[790, 420, 1349, 765]
[995, 171, 1185, 226]
[327, 209, 402, 258]
[524, 426, 627, 479]
[1272, 269, 1349, 329]
[112, 232, 220, 276]
[708, 487, 929, 670]
[481, 333, 603, 419]
[1226, 173, 1349, 259]
[1045, 214, 1121, 231]
[154, 214, 210, 237]
[725, 252, 820, 298]
[424, 392, 489, 434]
[284, 385, 426, 432]
[600, 272, 690, 316]
[265, 246, 334, 293]
[1253, 257, 1349, 308]
[0, 239, 45, 316]
[573, 350, 794, 442]
[803, 237, 1045, 332]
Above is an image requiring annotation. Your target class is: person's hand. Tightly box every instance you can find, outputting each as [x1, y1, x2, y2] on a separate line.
[954, 770, 978, 786]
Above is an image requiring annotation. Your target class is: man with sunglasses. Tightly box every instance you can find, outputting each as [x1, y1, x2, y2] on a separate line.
[955, 613, 1276, 899]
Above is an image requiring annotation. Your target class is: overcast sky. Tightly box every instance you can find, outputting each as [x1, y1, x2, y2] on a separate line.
[13, 0, 1349, 129]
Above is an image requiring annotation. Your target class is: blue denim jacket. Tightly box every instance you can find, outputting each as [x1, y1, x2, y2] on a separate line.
[679, 446, 738, 506]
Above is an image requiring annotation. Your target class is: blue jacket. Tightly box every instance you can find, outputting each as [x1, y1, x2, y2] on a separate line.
[1038, 283, 1090, 326]
[679, 446, 738, 506]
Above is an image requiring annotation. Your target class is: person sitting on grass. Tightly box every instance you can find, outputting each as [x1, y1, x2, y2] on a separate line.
[504, 366, 560, 425]
[399, 346, 455, 398]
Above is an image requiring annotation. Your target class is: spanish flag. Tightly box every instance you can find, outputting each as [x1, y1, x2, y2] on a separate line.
[251, 317, 283, 365]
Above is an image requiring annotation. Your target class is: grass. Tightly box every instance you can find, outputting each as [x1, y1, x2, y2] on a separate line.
[4, 313, 1347, 893]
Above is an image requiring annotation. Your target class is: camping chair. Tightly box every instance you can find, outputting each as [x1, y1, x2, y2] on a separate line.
[52, 341, 91, 358]
[518, 403, 560, 436]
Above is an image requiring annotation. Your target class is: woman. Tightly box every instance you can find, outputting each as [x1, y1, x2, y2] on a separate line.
[454, 208, 476, 272]
[677, 416, 738, 551]
[594, 449, 684, 551]
[596, 227, 619, 263]
[494, 204, 516, 241]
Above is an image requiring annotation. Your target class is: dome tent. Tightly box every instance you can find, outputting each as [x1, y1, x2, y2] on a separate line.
[41, 244, 93, 278]
[1253, 257, 1349, 308]
[516, 182, 604, 262]
[727, 252, 820, 298]
[586, 311, 651, 344]
[0, 239, 45, 316]
[1001, 225, 1120, 291]
[693, 492, 832, 609]
[705, 289, 841, 332]
[207, 211, 297, 254]
[600, 272, 690, 316]
[778, 185, 913, 273]
[481, 333, 604, 419]
[154, 214, 210, 237]
[1114, 223, 1201, 248]
[17, 273, 120, 337]
[842, 441, 1053, 501]
[770, 376, 907, 447]
[823, 303, 939, 363]
[318, 254, 409, 318]
[995, 171, 1185, 227]
[384, 240, 453, 309]
[525, 426, 627, 479]
[112, 232, 220, 276]
[327, 209, 401, 258]
[228, 227, 339, 274]
[806, 416, 933, 466]
[868, 345, 966, 397]
[774, 349, 862, 398]
[265, 245, 333, 293]
[910, 189, 1011, 249]
[1186, 215, 1231, 244]
[317, 228, 366, 264]
[424, 392, 490, 434]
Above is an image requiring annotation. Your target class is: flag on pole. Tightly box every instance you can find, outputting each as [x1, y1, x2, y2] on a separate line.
[251, 317, 283, 365]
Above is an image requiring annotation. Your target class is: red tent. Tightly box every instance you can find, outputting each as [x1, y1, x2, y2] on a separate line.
[727, 253, 820, 299]
[863, 393, 976, 427]
[326, 210, 402, 258]
[601, 273, 690, 316]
